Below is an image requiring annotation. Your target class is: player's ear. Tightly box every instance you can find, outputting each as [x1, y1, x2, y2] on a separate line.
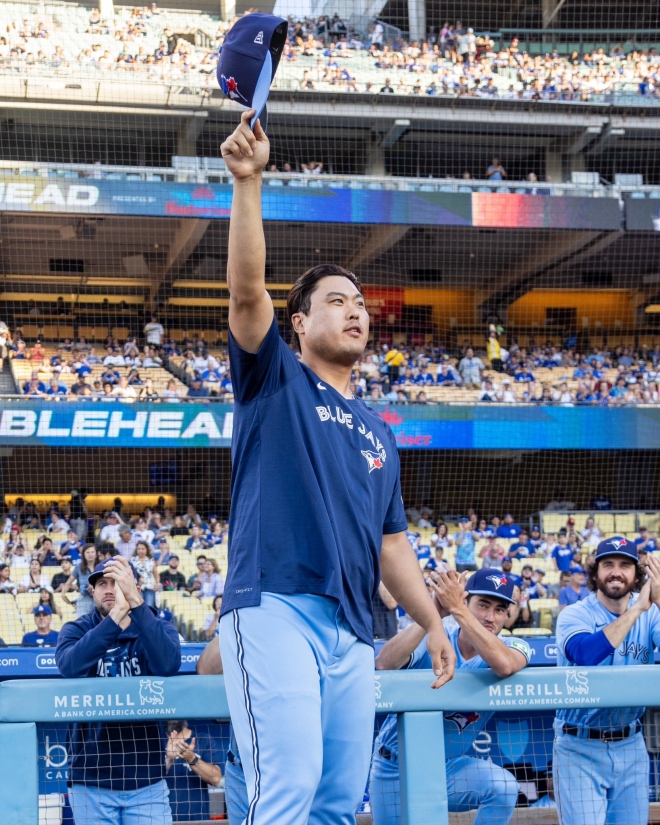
[291, 312, 305, 336]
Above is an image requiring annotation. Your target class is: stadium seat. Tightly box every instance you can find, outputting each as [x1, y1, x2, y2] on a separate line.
[512, 627, 552, 636]
[614, 513, 636, 533]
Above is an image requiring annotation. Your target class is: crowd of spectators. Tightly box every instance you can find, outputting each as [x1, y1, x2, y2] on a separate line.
[353, 334, 660, 406]
[8, 318, 660, 406]
[0, 4, 658, 102]
[0, 495, 228, 645]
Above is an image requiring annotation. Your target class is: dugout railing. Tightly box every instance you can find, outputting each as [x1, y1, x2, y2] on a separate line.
[0, 665, 656, 824]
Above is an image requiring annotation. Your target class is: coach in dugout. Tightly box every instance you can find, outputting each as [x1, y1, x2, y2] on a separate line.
[56, 555, 181, 825]
[370, 568, 531, 825]
[554, 537, 660, 825]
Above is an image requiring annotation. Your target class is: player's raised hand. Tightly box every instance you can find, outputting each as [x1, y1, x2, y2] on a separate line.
[427, 568, 468, 614]
[221, 110, 270, 181]
[426, 624, 456, 689]
[644, 553, 660, 607]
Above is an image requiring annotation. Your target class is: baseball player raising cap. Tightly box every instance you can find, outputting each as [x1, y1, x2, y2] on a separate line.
[370, 565, 530, 825]
[554, 536, 660, 824]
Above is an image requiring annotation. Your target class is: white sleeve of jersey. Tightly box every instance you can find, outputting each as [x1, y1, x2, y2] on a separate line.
[505, 636, 532, 663]
[649, 604, 660, 651]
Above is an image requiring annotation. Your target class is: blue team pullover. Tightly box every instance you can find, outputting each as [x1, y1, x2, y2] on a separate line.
[56, 603, 181, 790]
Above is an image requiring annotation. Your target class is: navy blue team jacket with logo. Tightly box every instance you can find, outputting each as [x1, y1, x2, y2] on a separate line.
[222, 317, 408, 644]
[56, 604, 181, 790]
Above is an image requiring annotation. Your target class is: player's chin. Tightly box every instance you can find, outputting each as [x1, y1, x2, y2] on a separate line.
[329, 339, 367, 367]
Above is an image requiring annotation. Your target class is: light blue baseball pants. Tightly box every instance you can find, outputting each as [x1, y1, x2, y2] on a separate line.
[553, 731, 649, 825]
[220, 593, 375, 825]
[369, 751, 519, 825]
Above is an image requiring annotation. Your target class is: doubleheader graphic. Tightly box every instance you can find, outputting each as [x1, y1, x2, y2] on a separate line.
[220, 75, 248, 103]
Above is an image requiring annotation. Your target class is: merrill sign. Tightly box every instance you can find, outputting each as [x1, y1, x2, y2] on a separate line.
[53, 680, 176, 719]
[489, 671, 597, 707]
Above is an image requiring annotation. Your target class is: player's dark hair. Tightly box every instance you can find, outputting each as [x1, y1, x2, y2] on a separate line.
[287, 264, 363, 352]
[586, 559, 646, 593]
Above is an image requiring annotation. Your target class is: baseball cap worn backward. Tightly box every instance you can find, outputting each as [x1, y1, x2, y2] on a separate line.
[595, 536, 638, 562]
[466, 568, 516, 605]
[217, 13, 288, 131]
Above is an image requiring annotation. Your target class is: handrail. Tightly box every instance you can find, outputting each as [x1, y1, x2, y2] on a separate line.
[0, 666, 654, 823]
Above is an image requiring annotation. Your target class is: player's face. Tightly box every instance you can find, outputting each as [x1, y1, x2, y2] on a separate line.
[93, 577, 116, 615]
[595, 556, 637, 599]
[467, 595, 509, 634]
[294, 275, 369, 367]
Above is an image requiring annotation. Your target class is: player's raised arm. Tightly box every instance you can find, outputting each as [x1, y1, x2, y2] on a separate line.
[221, 110, 273, 353]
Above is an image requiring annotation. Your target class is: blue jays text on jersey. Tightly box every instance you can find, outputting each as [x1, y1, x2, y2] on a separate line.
[224, 317, 408, 645]
[375, 624, 531, 761]
[556, 591, 660, 731]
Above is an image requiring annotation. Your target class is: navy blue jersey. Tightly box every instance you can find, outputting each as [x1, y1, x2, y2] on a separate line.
[223, 318, 407, 645]
[165, 721, 225, 822]
[22, 629, 59, 647]
[56, 604, 181, 790]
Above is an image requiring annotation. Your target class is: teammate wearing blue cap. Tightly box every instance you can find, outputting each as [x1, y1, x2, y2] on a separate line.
[219, 110, 455, 825]
[370, 567, 531, 825]
[554, 537, 660, 825]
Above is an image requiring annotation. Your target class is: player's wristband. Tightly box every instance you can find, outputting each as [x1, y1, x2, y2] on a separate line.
[189, 754, 201, 767]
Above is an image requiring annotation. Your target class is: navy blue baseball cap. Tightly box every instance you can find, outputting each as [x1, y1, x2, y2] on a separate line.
[33, 604, 52, 615]
[89, 559, 140, 588]
[217, 13, 288, 131]
[570, 566, 586, 574]
[466, 568, 516, 605]
[423, 558, 438, 571]
[595, 536, 638, 562]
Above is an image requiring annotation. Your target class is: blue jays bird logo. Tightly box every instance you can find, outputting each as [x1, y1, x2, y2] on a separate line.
[609, 538, 628, 550]
[486, 574, 508, 590]
[445, 712, 480, 732]
[361, 449, 386, 472]
[220, 75, 248, 103]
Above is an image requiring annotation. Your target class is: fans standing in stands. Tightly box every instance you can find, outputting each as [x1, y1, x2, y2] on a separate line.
[130, 541, 159, 608]
[504, 585, 533, 631]
[69, 489, 89, 540]
[486, 157, 507, 181]
[486, 330, 503, 372]
[202, 594, 223, 640]
[165, 718, 222, 822]
[56, 556, 181, 825]
[7, 528, 31, 570]
[509, 530, 533, 559]
[61, 544, 98, 617]
[22, 604, 59, 647]
[186, 525, 209, 552]
[581, 517, 602, 548]
[552, 533, 574, 572]
[457, 347, 484, 388]
[51, 556, 74, 591]
[559, 567, 589, 610]
[144, 315, 165, 347]
[60, 529, 83, 562]
[454, 517, 478, 573]
[37, 536, 63, 566]
[590, 489, 613, 510]
[116, 525, 138, 560]
[547, 571, 571, 600]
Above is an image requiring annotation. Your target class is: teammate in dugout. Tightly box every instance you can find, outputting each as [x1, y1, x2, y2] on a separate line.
[554, 536, 660, 825]
[370, 568, 531, 825]
[55, 556, 181, 825]
[217, 64, 455, 825]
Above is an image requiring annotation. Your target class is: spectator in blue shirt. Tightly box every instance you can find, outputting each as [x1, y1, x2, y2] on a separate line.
[636, 526, 658, 553]
[558, 568, 589, 610]
[186, 526, 209, 552]
[529, 526, 543, 551]
[60, 530, 83, 562]
[552, 533, 574, 572]
[22, 605, 59, 646]
[165, 719, 223, 822]
[436, 363, 460, 385]
[496, 514, 522, 539]
[509, 531, 533, 559]
[525, 569, 547, 599]
[500, 558, 522, 588]
[514, 367, 535, 382]
[46, 378, 68, 395]
[590, 489, 613, 510]
[188, 377, 210, 399]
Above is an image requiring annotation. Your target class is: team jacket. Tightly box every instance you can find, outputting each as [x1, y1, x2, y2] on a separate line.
[56, 604, 181, 790]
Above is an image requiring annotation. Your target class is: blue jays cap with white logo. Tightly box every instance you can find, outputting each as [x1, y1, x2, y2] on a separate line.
[217, 13, 288, 131]
[595, 536, 638, 562]
[466, 568, 516, 605]
[157, 608, 174, 622]
[423, 558, 438, 571]
[33, 604, 52, 615]
[88, 558, 140, 588]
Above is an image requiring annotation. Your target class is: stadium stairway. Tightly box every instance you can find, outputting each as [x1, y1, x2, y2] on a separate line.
[0, 364, 17, 394]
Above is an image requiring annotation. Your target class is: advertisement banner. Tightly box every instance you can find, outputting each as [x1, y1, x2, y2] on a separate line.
[0, 175, 622, 229]
[1, 402, 660, 449]
[626, 196, 660, 231]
